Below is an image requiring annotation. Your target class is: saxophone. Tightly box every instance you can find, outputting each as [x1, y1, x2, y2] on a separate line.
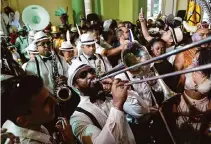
[96, 58, 102, 76]
[51, 51, 71, 102]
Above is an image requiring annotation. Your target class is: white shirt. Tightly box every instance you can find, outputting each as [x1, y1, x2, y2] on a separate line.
[115, 71, 154, 107]
[70, 96, 136, 144]
[76, 53, 112, 74]
[2, 120, 55, 144]
[24, 54, 69, 94]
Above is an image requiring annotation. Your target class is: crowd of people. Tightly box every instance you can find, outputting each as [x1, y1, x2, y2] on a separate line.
[1, 5, 211, 144]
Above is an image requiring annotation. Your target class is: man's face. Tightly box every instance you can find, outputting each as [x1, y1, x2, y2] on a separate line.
[121, 27, 129, 40]
[74, 67, 96, 91]
[82, 44, 96, 56]
[37, 39, 52, 57]
[151, 41, 166, 57]
[192, 28, 210, 47]
[62, 50, 74, 60]
[28, 87, 57, 124]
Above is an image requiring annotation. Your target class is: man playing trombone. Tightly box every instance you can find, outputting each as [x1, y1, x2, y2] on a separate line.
[67, 60, 144, 144]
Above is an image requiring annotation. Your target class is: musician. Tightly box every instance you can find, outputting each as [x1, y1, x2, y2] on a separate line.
[174, 22, 211, 71]
[77, 33, 112, 75]
[76, 27, 129, 65]
[15, 27, 29, 62]
[163, 48, 211, 144]
[1, 75, 74, 143]
[24, 31, 69, 94]
[59, 41, 75, 65]
[67, 61, 136, 144]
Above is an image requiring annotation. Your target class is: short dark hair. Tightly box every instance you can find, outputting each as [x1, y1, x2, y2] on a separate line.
[1, 75, 43, 124]
[149, 38, 166, 48]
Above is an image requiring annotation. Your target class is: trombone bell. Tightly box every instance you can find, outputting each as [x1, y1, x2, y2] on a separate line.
[121, 42, 151, 77]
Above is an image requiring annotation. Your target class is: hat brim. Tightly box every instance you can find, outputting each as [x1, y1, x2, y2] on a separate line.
[36, 37, 49, 43]
[81, 41, 96, 45]
[69, 64, 91, 87]
[59, 47, 74, 51]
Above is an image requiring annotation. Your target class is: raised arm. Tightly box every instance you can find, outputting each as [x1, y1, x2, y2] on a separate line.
[139, 9, 153, 42]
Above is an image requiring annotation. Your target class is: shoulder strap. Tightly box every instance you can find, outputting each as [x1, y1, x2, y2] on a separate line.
[34, 57, 41, 79]
[55, 52, 64, 75]
[78, 56, 82, 61]
[124, 72, 134, 90]
[97, 54, 107, 72]
[75, 107, 102, 130]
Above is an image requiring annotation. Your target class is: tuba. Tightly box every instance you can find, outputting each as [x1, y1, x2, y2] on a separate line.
[22, 5, 50, 31]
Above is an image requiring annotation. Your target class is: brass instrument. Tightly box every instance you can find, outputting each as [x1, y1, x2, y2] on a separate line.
[96, 59, 102, 76]
[95, 37, 211, 81]
[51, 51, 71, 102]
[92, 37, 211, 144]
[152, 66, 177, 101]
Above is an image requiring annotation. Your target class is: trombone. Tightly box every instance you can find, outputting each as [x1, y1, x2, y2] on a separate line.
[93, 37, 211, 144]
[96, 36, 211, 81]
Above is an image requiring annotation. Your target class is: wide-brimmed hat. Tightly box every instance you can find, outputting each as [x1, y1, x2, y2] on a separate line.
[59, 41, 74, 51]
[34, 31, 49, 43]
[80, 33, 96, 45]
[67, 60, 91, 87]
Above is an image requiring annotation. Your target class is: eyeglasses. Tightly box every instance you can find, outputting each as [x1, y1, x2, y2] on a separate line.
[37, 41, 51, 47]
[77, 68, 96, 79]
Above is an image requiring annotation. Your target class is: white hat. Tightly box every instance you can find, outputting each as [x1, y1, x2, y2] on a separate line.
[174, 17, 182, 22]
[103, 19, 112, 31]
[28, 30, 36, 39]
[34, 31, 49, 43]
[71, 27, 77, 33]
[27, 42, 39, 54]
[67, 60, 91, 87]
[59, 41, 74, 51]
[169, 27, 183, 43]
[80, 33, 96, 45]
